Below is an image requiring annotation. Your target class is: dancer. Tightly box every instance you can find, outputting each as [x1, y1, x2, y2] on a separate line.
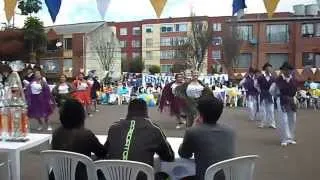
[26, 70, 55, 131]
[176, 70, 214, 127]
[73, 73, 92, 116]
[52, 74, 75, 107]
[240, 67, 260, 121]
[159, 73, 186, 129]
[270, 62, 298, 147]
[22, 66, 34, 88]
[256, 63, 276, 128]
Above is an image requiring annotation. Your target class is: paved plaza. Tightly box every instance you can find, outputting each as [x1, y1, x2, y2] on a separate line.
[1, 105, 319, 180]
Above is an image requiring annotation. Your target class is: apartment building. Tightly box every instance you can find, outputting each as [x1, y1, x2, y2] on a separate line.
[42, 12, 320, 79]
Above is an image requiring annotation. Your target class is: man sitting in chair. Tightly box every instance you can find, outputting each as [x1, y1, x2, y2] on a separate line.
[179, 97, 235, 180]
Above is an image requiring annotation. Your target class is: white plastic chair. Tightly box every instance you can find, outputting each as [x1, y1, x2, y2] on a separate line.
[205, 155, 259, 180]
[40, 150, 97, 180]
[95, 160, 154, 180]
[0, 161, 11, 180]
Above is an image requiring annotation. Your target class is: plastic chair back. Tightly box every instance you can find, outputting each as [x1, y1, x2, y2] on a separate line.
[0, 161, 11, 180]
[205, 155, 259, 180]
[95, 160, 154, 180]
[40, 150, 97, 180]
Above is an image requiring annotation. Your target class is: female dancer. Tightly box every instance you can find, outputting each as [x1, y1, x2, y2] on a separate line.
[73, 73, 92, 116]
[26, 70, 55, 131]
[52, 74, 75, 107]
[175, 71, 214, 127]
[159, 73, 186, 129]
[270, 62, 298, 147]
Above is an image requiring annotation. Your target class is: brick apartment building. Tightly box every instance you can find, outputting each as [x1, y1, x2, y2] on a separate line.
[42, 12, 320, 80]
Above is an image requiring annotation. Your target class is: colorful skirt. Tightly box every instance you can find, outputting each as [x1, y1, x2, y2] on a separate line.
[28, 93, 54, 119]
[72, 90, 91, 105]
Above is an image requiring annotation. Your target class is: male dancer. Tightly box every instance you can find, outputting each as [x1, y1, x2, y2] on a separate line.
[270, 62, 298, 147]
[240, 67, 260, 121]
[257, 63, 276, 128]
[159, 73, 186, 129]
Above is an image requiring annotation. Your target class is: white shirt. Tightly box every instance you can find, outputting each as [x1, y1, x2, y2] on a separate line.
[186, 83, 204, 98]
[171, 83, 180, 95]
[58, 83, 69, 94]
[77, 82, 88, 91]
[30, 81, 43, 95]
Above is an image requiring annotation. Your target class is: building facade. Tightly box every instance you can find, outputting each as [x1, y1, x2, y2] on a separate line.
[42, 12, 320, 79]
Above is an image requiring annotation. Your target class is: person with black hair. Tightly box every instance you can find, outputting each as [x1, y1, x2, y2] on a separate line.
[179, 97, 235, 180]
[51, 98, 106, 180]
[52, 74, 75, 107]
[104, 99, 174, 179]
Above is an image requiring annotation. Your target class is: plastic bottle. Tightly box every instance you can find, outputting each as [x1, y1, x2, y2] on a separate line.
[21, 108, 29, 137]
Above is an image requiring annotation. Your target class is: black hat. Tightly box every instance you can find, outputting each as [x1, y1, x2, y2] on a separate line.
[280, 62, 293, 71]
[262, 63, 272, 70]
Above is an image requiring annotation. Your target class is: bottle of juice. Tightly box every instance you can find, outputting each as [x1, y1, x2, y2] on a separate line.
[1, 108, 8, 140]
[0, 108, 2, 138]
[21, 108, 29, 137]
[7, 108, 13, 138]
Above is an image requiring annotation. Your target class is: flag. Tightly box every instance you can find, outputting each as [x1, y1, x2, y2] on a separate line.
[4, 0, 17, 23]
[96, 0, 110, 19]
[263, 0, 280, 18]
[232, 0, 247, 18]
[45, 0, 62, 23]
[150, 0, 167, 18]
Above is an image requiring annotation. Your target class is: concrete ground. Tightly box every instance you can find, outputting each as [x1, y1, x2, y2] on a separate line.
[1, 105, 320, 180]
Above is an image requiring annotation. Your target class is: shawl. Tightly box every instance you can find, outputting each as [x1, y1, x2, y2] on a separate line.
[26, 80, 55, 106]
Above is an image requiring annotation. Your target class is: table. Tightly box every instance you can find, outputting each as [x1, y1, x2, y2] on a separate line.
[96, 135, 195, 180]
[0, 133, 52, 180]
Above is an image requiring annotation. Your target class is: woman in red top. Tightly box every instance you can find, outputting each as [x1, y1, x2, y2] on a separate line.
[72, 73, 92, 116]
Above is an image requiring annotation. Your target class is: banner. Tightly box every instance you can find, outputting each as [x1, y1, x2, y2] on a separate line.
[232, 0, 247, 18]
[45, 0, 62, 23]
[142, 74, 229, 87]
[4, 0, 17, 23]
[150, 0, 167, 18]
[96, 0, 110, 19]
[263, 0, 280, 18]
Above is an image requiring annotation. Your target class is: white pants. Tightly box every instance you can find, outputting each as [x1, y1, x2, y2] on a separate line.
[275, 99, 297, 143]
[260, 100, 275, 127]
[247, 95, 258, 121]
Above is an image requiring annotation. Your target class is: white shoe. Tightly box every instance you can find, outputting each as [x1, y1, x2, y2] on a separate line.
[95, 109, 100, 112]
[258, 124, 265, 128]
[287, 140, 297, 145]
[176, 125, 181, 129]
[88, 114, 93, 117]
[37, 126, 43, 131]
[269, 124, 276, 129]
[47, 126, 53, 131]
[281, 142, 288, 147]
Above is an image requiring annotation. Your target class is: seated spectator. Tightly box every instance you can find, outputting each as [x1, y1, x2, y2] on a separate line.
[104, 99, 174, 179]
[179, 97, 235, 180]
[51, 98, 106, 180]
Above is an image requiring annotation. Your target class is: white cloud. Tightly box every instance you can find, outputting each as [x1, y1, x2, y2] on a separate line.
[0, 0, 319, 28]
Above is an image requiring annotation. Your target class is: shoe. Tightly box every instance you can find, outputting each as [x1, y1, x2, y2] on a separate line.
[47, 126, 53, 131]
[287, 140, 297, 145]
[281, 142, 288, 147]
[37, 126, 43, 131]
[95, 109, 100, 112]
[88, 114, 93, 117]
[176, 125, 181, 129]
[258, 124, 265, 128]
[269, 124, 276, 129]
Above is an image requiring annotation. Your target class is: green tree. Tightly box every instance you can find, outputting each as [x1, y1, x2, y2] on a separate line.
[18, 0, 42, 16]
[129, 56, 144, 73]
[171, 63, 187, 73]
[23, 16, 46, 63]
[148, 65, 160, 74]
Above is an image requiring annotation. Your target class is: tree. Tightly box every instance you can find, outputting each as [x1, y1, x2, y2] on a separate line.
[129, 56, 144, 73]
[91, 28, 117, 80]
[23, 16, 46, 63]
[222, 20, 242, 73]
[171, 63, 187, 73]
[18, 0, 42, 16]
[148, 65, 160, 74]
[175, 13, 212, 71]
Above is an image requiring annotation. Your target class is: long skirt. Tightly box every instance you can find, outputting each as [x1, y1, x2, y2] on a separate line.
[73, 91, 91, 105]
[28, 93, 54, 119]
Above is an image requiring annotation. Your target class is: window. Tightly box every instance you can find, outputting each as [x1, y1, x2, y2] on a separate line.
[195, 23, 204, 31]
[132, 27, 141, 35]
[238, 25, 253, 41]
[161, 64, 173, 73]
[212, 37, 222, 46]
[301, 23, 320, 37]
[213, 23, 222, 31]
[133, 52, 140, 59]
[266, 24, 289, 43]
[119, 40, 126, 48]
[160, 50, 175, 59]
[146, 38, 153, 47]
[64, 38, 72, 50]
[121, 52, 127, 60]
[267, 53, 288, 70]
[120, 28, 127, 35]
[161, 24, 174, 33]
[42, 60, 60, 73]
[303, 53, 320, 68]
[233, 53, 252, 68]
[145, 25, 153, 33]
[160, 37, 172, 46]
[63, 59, 73, 77]
[160, 37, 188, 46]
[132, 40, 141, 48]
[212, 50, 221, 60]
[175, 24, 188, 32]
[146, 51, 152, 59]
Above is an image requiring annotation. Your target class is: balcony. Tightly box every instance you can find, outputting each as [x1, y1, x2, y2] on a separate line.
[63, 50, 73, 58]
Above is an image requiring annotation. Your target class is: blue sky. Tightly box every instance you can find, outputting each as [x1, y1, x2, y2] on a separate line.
[0, 0, 318, 27]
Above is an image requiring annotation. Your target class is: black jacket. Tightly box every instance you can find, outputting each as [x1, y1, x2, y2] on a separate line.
[104, 118, 175, 166]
